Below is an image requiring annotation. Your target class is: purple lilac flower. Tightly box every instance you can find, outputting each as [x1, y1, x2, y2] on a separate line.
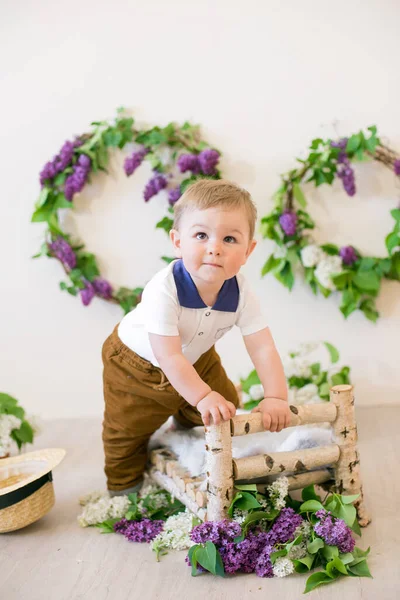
[113, 518, 164, 542]
[92, 278, 113, 299]
[124, 147, 148, 176]
[177, 153, 201, 174]
[394, 159, 400, 176]
[255, 544, 274, 578]
[168, 186, 182, 206]
[80, 282, 95, 306]
[198, 149, 220, 175]
[330, 138, 348, 150]
[143, 174, 168, 202]
[64, 154, 92, 201]
[265, 508, 303, 546]
[279, 211, 298, 236]
[315, 509, 355, 554]
[337, 151, 356, 197]
[48, 237, 76, 269]
[219, 530, 270, 575]
[339, 245, 357, 266]
[190, 519, 241, 546]
[40, 138, 81, 186]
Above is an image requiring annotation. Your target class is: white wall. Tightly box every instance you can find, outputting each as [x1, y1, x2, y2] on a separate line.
[1, 0, 400, 418]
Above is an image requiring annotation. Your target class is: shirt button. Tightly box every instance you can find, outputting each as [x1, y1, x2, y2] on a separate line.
[198, 332, 204, 336]
[205, 312, 211, 316]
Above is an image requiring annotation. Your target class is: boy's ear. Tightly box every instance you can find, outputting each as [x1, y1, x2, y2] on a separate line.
[169, 229, 182, 258]
[244, 239, 257, 262]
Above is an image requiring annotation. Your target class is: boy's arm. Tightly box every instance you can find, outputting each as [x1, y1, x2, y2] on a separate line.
[243, 327, 291, 431]
[148, 333, 236, 425]
[243, 327, 287, 400]
[149, 333, 211, 406]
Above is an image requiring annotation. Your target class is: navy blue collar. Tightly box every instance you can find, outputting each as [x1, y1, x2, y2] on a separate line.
[172, 260, 239, 312]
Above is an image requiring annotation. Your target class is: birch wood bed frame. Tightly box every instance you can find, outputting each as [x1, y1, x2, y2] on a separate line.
[149, 384, 371, 527]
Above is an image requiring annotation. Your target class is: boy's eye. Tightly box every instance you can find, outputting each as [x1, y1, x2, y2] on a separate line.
[224, 236, 236, 243]
[195, 232, 208, 240]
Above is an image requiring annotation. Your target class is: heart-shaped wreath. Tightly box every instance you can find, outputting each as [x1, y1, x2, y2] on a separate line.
[260, 126, 400, 322]
[31, 109, 222, 313]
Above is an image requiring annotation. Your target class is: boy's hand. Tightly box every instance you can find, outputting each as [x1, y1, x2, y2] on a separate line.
[197, 391, 236, 426]
[251, 397, 291, 432]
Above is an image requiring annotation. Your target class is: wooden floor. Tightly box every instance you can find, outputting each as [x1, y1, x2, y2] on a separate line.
[1, 406, 399, 600]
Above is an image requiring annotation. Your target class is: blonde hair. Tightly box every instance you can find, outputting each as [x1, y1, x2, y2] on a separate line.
[173, 179, 257, 239]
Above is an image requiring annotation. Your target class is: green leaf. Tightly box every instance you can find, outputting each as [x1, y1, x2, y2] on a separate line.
[302, 484, 322, 503]
[196, 541, 218, 575]
[54, 193, 72, 210]
[12, 420, 34, 444]
[261, 254, 281, 276]
[318, 382, 330, 399]
[390, 208, 400, 222]
[95, 518, 119, 533]
[353, 269, 381, 292]
[293, 183, 307, 208]
[307, 537, 325, 554]
[321, 544, 339, 561]
[326, 557, 348, 576]
[235, 483, 258, 492]
[304, 570, 338, 593]
[385, 232, 400, 255]
[275, 261, 295, 290]
[341, 493, 360, 504]
[339, 552, 354, 565]
[359, 299, 379, 323]
[323, 342, 339, 364]
[346, 134, 361, 154]
[35, 187, 50, 209]
[0, 393, 19, 412]
[293, 553, 314, 572]
[320, 243, 339, 256]
[300, 499, 324, 513]
[239, 369, 260, 394]
[156, 217, 174, 234]
[188, 545, 199, 576]
[348, 560, 372, 578]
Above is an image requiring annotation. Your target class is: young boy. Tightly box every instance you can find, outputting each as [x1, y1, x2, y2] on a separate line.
[102, 179, 291, 495]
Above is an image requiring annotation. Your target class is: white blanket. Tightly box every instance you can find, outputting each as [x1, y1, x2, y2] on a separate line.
[148, 413, 333, 478]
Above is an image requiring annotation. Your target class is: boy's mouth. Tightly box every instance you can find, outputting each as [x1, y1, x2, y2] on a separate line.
[203, 262, 222, 268]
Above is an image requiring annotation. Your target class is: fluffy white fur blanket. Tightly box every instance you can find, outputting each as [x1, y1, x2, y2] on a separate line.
[148, 411, 333, 478]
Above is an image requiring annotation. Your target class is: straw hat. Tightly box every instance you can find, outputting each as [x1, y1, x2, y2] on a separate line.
[0, 448, 66, 533]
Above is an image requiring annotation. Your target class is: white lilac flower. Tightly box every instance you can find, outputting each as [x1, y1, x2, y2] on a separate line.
[314, 255, 343, 291]
[77, 494, 130, 527]
[296, 342, 320, 356]
[294, 520, 312, 541]
[150, 509, 194, 553]
[272, 557, 295, 577]
[79, 490, 109, 506]
[283, 356, 312, 379]
[300, 244, 325, 268]
[273, 244, 287, 259]
[267, 476, 289, 510]
[288, 542, 308, 560]
[24, 414, 43, 436]
[232, 508, 250, 524]
[249, 384, 264, 401]
[294, 383, 319, 405]
[0, 414, 22, 457]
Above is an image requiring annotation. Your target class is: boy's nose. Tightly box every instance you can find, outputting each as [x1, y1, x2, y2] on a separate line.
[207, 244, 221, 255]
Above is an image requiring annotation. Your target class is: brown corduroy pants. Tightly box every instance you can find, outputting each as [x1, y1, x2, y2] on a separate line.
[102, 326, 239, 491]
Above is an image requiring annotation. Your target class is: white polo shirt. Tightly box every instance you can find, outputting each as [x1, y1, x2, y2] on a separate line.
[118, 259, 267, 367]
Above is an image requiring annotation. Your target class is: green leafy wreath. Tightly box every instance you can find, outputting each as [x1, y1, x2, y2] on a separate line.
[260, 126, 400, 322]
[31, 109, 222, 313]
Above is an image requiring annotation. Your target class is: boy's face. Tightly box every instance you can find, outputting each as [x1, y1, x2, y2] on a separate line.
[170, 206, 257, 288]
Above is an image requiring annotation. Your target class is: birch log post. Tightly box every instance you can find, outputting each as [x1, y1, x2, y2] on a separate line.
[331, 384, 371, 527]
[204, 420, 234, 521]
